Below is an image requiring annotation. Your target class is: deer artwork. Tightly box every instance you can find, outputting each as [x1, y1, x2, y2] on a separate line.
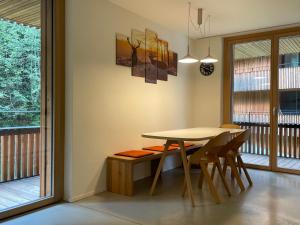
[127, 37, 141, 66]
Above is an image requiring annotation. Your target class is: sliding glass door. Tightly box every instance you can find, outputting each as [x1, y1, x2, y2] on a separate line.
[232, 39, 272, 168]
[224, 27, 300, 173]
[275, 34, 300, 172]
[0, 0, 64, 219]
[0, 0, 53, 212]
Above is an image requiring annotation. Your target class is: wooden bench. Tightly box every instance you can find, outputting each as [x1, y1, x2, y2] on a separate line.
[106, 144, 202, 196]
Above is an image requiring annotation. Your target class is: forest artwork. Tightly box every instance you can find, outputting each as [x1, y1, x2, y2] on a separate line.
[168, 51, 178, 76]
[115, 28, 178, 84]
[131, 29, 146, 77]
[145, 29, 158, 84]
[157, 39, 168, 81]
[116, 33, 132, 67]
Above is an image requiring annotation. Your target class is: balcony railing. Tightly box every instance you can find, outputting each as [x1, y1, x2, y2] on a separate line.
[233, 112, 300, 124]
[236, 122, 300, 159]
[0, 126, 40, 182]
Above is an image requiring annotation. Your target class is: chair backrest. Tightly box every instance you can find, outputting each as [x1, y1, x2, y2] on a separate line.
[189, 132, 231, 164]
[220, 123, 241, 129]
[222, 129, 251, 155]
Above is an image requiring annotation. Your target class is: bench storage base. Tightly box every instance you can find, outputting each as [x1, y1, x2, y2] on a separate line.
[106, 144, 202, 196]
[107, 158, 134, 196]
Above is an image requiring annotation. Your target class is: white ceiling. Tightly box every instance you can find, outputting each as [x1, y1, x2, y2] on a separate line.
[109, 0, 300, 38]
[234, 37, 300, 59]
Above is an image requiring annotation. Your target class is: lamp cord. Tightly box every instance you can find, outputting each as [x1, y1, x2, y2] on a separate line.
[187, 2, 191, 54]
[186, 3, 214, 59]
[208, 15, 211, 55]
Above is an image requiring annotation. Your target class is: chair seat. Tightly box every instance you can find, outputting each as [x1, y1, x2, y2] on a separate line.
[190, 154, 219, 165]
[225, 150, 241, 157]
[218, 150, 241, 158]
[170, 143, 194, 148]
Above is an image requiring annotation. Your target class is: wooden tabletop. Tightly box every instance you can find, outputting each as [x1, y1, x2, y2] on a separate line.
[142, 127, 244, 141]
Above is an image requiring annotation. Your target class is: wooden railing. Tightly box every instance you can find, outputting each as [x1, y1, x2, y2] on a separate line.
[0, 127, 40, 182]
[236, 122, 300, 159]
[237, 122, 270, 156]
[233, 112, 300, 124]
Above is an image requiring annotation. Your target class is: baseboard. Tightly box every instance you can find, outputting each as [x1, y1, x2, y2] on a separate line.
[65, 190, 100, 202]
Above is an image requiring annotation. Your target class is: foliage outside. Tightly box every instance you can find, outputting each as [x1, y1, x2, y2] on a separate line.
[0, 19, 41, 128]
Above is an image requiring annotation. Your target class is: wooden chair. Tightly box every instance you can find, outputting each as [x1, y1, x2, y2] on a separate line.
[183, 132, 232, 204]
[217, 123, 242, 175]
[212, 129, 253, 191]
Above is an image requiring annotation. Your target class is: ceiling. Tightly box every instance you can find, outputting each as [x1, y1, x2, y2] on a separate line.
[235, 36, 300, 59]
[0, 0, 40, 28]
[109, 0, 300, 38]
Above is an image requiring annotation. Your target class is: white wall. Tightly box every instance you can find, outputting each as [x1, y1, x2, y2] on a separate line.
[65, 0, 196, 201]
[191, 37, 223, 127]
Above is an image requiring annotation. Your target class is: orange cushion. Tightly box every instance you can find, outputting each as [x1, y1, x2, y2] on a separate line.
[115, 150, 154, 158]
[170, 143, 194, 148]
[143, 145, 178, 152]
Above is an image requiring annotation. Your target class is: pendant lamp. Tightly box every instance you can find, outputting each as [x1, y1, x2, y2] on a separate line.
[178, 2, 199, 64]
[200, 15, 218, 63]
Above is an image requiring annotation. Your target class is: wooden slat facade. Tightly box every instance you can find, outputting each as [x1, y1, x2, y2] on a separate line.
[233, 56, 300, 125]
[0, 0, 40, 27]
[234, 37, 300, 60]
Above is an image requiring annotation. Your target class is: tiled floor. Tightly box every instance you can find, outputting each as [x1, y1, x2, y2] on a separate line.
[3, 168, 300, 225]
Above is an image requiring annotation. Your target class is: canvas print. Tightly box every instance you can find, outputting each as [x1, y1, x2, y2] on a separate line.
[157, 39, 169, 81]
[145, 29, 158, 84]
[131, 29, 146, 77]
[116, 29, 178, 83]
[116, 33, 132, 67]
[168, 51, 178, 76]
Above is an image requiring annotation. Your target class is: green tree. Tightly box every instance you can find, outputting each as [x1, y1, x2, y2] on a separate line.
[0, 19, 41, 127]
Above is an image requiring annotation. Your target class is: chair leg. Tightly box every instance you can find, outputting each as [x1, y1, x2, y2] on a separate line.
[237, 155, 253, 186]
[231, 157, 238, 179]
[198, 163, 206, 189]
[231, 170, 234, 179]
[215, 159, 231, 197]
[211, 164, 216, 180]
[199, 161, 221, 204]
[227, 155, 245, 191]
[237, 157, 242, 174]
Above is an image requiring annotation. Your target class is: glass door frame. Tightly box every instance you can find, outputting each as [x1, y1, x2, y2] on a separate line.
[272, 29, 300, 174]
[223, 26, 300, 173]
[224, 32, 274, 171]
[0, 0, 65, 220]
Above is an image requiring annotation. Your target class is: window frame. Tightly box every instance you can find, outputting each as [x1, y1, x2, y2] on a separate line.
[0, 0, 65, 220]
[223, 26, 300, 173]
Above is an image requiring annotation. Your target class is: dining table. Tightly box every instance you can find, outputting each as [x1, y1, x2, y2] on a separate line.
[142, 127, 244, 207]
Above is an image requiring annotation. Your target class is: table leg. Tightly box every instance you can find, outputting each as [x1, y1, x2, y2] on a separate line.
[178, 140, 195, 207]
[149, 140, 172, 195]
